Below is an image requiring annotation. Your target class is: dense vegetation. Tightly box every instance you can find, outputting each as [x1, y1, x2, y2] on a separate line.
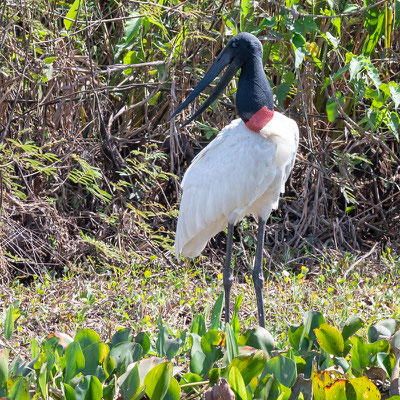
[1, 0, 400, 398]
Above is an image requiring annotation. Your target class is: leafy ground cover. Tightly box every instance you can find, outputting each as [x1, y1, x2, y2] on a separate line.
[2, 257, 400, 398]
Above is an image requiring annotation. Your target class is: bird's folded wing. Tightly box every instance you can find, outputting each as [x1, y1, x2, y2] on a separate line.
[175, 119, 278, 257]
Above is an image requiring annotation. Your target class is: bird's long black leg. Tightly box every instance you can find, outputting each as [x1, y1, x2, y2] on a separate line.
[253, 217, 266, 328]
[224, 223, 234, 324]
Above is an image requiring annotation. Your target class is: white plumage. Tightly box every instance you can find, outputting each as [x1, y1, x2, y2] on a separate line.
[175, 111, 299, 258]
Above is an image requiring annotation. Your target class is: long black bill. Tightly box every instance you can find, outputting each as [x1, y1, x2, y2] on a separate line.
[170, 47, 240, 127]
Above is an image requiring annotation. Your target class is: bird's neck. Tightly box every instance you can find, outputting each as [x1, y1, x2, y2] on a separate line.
[236, 58, 274, 132]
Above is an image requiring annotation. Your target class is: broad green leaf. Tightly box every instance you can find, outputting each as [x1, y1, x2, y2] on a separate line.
[240, 0, 253, 31]
[349, 56, 363, 81]
[302, 311, 326, 344]
[135, 332, 150, 356]
[8, 377, 30, 400]
[111, 328, 132, 349]
[225, 323, 238, 364]
[64, 341, 85, 383]
[156, 324, 182, 360]
[389, 83, 400, 110]
[367, 339, 390, 355]
[391, 329, 400, 349]
[144, 361, 172, 400]
[189, 334, 207, 376]
[82, 342, 109, 376]
[75, 375, 103, 400]
[163, 377, 180, 400]
[342, 315, 363, 341]
[240, 326, 274, 356]
[0, 350, 8, 386]
[315, 323, 344, 357]
[346, 376, 380, 399]
[313, 370, 346, 399]
[109, 342, 142, 374]
[228, 365, 247, 400]
[180, 372, 202, 393]
[368, 323, 392, 342]
[136, 357, 165, 386]
[264, 355, 297, 388]
[190, 314, 206, 337]
[366, 64, 381, 90]
[229, 350, 267, 386]
[75, 329, 101, 350]
[4, 304, 15, 340]
[231, 295, 242, 339]
[350, 336, 369, 375]
[63, 383, 76, 400]
[288, 325, 306, 352]
[326, 93, 345, 122]
[377, 352, 395, 377]
[210, 293, 224, 330]
[64, 0, 81, 31]
[326, 379, 346, 399]
[386, 112, 400, 140]
[362, 9, 385, 56]
[118, 363, 140, 400]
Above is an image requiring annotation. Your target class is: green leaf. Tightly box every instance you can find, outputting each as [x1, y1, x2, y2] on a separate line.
[225, 323, 238, 365]
[240, 0, 253, 31]
[163, 377, 181, 400]
[210, 293, 224, 330]
[368, 323, 392, 342]
[4, 304, 15, 340]
[64, 0, 81, 31]
[389, 83, 400, 110]
[342, 315, 364, 341]
[350, 336, 369, 375]
[362, 9, 385, 56]
[156, 324, 182, 360]
[315, 323, 344, 357]
[231, 295, 242, 339]
[136, 357, 165, 386]
[64, 383, 76, 400]
[135, 332, 150, 356]
[349, 56, 363, 81]
[65, 341, 85, 383]
[190, 314, 206, 337]
[8, 377, 30, 400]
[144, 361, 172, 400]
[180, 372, 203, 393]
[391, 329, 400, 349]
[346, 376, 381, 399]
[75, 375, 103, 400]
[82, 342, 109, 376]
[118, 363, 140, 400]
[228, 365, 247, 400]
[326, 93, 345, 122]
[377, 352, 395, 377]
[302, 311, 326, 344]
[0, 350, 8, 386]
[239, 326, 274, 356]
[75, 329, 101, 350]
[264, 355, 297, 388]
[229, 350, 267, 386]
[110, 328, 132, 349]
[109, 342, 143, 375]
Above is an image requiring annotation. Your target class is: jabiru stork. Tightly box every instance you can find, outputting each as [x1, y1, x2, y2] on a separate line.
[171, 32, 299, 328]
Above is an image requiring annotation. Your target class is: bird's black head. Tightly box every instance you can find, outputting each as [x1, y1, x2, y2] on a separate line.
[170, 33, 272, 130]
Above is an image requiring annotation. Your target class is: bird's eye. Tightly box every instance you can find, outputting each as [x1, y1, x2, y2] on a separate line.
[232, 41, 238, 48]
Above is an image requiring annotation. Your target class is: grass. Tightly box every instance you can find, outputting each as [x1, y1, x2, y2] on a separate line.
[2, 248, 400, 357]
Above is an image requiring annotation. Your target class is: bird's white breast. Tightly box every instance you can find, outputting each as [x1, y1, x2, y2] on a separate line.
[175, 112, 299, 257]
